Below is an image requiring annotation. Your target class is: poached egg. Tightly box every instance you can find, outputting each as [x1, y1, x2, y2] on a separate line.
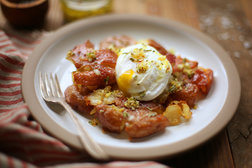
[115, 42, 172, 101]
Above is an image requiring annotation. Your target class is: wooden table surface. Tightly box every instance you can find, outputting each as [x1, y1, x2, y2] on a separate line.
[1, 0, 251, 167]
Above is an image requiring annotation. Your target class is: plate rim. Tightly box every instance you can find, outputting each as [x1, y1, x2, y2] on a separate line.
[22, 14, 241, 159]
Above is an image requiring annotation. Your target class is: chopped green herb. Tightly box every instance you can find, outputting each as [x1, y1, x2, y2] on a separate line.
[168, 77, 183, 93]
[149, 112, 157, 117]
[104, 76, 110, 85]
[168, 85, 177, 93]
[123, 111, 129, 118]
[139, 91, 146, 98]
[88, 119, 98, 126]
[86, 51, 96, 62]
[133, 75, 138, 80]
[130, 57, 135, 62]
[183, 69, 195, 79]
[146, 107, 153, 111]
[66, 50, 75, 60]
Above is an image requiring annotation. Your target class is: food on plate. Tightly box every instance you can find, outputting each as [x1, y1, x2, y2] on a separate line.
[65, 35, 213, 139]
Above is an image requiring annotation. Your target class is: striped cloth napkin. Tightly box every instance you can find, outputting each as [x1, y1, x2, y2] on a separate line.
[0, 29, 169, 168]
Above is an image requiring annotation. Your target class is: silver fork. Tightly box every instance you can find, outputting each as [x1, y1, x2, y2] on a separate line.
[39, 72, 109, 160]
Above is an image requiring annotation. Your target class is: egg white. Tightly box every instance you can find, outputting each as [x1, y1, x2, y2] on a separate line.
[115, 43, 172, 101]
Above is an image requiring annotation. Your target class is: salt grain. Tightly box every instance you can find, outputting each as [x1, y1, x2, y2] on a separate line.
[218, 32, 230, 40]
[201, 15, 214, 26]
[233, 51, 240, 58]
[243, 41, 251, 49]
[220, 16, 233, 29]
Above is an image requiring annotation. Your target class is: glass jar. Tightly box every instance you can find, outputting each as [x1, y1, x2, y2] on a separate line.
[60, 0, 113, 22]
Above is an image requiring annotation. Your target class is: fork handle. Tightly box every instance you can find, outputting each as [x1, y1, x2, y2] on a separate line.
[60, 100, 109, 160]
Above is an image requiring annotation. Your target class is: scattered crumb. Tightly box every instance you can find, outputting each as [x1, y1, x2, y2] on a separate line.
[233, 51, 240, 58]
[243, 41, 251, 49]
[199, 6, 251, 59]
[218, 32, 230, 40]
[220, 16, 233, 29]
[202, 16, 214, 26]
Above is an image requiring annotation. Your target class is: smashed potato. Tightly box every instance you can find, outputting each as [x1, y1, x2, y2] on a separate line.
[163, 101, 192, 125]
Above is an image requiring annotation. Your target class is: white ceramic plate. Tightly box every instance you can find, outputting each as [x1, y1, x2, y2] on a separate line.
[22, 14, 240, 160]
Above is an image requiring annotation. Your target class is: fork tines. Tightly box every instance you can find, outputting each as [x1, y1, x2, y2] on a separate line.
[39, 72, 63, 101]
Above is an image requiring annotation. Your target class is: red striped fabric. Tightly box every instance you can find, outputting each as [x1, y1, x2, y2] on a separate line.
[0, 29, 169, 168]
[0, 90, 22, 96]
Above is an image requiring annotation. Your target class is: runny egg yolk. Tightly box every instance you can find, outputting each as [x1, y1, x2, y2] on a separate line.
[117, 69, 134, 94]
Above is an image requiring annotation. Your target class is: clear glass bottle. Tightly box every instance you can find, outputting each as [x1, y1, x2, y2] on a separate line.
[60, 0, 113, 22]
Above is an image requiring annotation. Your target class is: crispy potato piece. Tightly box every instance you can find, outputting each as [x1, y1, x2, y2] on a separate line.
[163, 104, 182, 125]
[67, 40, 94, 69]
[125, 110, 169, 138]
[85, 86, 125, 106]
[181, 102, 192, 120]
[67, 40, 118, 89]
[64, 85, 92, 115]
[85, 87, 169, 138]
[163, 101, 192, 125]
[71, 49, 118, 88]
[95, 104, 126, 133]
[169, 83, 199, 108]
[139, 102, 165, 114]
[192, 68, 213, 95]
